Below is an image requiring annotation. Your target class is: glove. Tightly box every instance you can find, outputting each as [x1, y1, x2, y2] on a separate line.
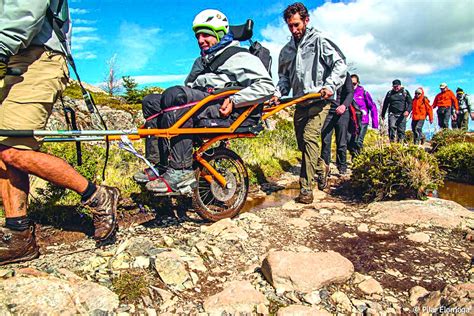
[0, 54, 8, 89]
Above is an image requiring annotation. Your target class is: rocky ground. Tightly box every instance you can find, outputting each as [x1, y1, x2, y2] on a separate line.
[1, 172, 473, 315]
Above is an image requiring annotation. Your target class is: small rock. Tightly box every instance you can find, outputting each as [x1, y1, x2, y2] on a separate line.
[341, 232, 357, 238]
[358, 278, 384, 295]
[330, 291, 353, 312]
[133, 256, 150, 269]
[409, 286, 429, 306]
[407, 232, 430, 243]
[288, 218, 310, 228]
[302, 291, 321, 305]
[357, 224, 369, 232]
[353, 272, 369, 284]
[203, 280, 268, 315]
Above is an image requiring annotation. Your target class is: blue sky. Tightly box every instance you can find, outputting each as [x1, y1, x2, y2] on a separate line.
[70, 0, 474, 129]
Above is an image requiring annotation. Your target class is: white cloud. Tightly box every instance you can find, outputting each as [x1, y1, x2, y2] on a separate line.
[74, 19, 97, 25]
[73, 27, 97, 34]
[117, 22, 161, 72]
[70, 8, 89, 15]
[260, 0, 474, 99]
[74, 51, 97, 60]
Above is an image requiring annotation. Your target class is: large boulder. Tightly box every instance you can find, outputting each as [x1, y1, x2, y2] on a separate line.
[0, 268, 118, 314]
[369, 198, 474, 229]
[261, 251, 354, 292]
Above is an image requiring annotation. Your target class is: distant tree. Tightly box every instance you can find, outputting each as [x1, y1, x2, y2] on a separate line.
[122, 76, 164, 104]
[102, 54, 121, 96]
[122, 76, 140, 103]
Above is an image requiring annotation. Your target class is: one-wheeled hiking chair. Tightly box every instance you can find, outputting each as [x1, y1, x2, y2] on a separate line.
[0, 20, 321, 222]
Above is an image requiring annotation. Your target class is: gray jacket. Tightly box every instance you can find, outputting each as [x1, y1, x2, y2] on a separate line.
[0, 0, 71, 57]
[276, 27, 347, 99]
[185, 41, 275, 108]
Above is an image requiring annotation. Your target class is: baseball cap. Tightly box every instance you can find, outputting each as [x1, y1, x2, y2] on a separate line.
[439, 82, 447, 88]
[392, 79, 401, 86]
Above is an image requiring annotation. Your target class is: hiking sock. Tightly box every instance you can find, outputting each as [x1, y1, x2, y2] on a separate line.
[80, 181, 97, 203]
[5, 216, 31, 231]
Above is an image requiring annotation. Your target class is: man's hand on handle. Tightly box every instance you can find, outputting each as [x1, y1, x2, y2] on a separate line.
[219, 98, 233, 117]
[320, 88, 333, 100]
[269, 95, 280, 105]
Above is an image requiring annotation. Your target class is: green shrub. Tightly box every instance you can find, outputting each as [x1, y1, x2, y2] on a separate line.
[435, 142, 474, 183]
[112, 270, 149, 302]
[352, 143, 445, 201]
[430, 129, 470, 152]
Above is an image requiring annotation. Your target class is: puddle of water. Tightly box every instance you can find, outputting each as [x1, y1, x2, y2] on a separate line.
[243, 188, 300, 212]
[438, 180, 474, 210]
[243, 179, 474, 212]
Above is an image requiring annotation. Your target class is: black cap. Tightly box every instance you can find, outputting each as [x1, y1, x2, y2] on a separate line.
[392, 79, 401, 86]
[456, 87, 463, 93]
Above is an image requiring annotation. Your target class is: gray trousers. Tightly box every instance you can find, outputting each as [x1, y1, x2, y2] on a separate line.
[388, 112, 407, 142]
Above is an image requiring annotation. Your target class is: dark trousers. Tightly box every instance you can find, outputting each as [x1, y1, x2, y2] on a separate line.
[437, 107, 451, 129]
[388, 112, 407, 142]
[142, 94, 167, 166]
[348, 123, 368, 156]
[321, 110, 349, 171]
[142, 86, 209, 170]
[411, 119, 425, 144]
[454, 112, 469, 131]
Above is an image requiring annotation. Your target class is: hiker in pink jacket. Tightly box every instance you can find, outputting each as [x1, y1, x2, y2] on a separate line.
[347, 74, 379, 155]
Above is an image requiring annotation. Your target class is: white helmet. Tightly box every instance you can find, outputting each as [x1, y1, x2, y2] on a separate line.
[192, 9, 229, 41]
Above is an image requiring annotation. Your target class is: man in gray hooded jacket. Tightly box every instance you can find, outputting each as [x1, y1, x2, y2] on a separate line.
[0, 0, 119, 266]
[271, 2, 347, 204]
[139, 9, 275, 193]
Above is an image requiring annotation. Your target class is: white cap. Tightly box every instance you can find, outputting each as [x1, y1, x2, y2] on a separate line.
[439, 82, 447, 88]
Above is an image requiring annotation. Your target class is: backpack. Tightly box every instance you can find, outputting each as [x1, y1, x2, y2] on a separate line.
[200, 41, 272, 76]
[348, 90, 368, 136]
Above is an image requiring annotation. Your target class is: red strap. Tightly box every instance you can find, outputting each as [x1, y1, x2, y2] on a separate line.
[145, 101, 200, 122]
[157, 176, 173, 193]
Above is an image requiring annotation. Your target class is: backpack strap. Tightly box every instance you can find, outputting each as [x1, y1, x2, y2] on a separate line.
[200, 46, 248, 75]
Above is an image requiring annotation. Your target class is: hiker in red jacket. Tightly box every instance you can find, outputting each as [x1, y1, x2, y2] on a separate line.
[432, 83, 458, 129]
[411, 88, 433, 145]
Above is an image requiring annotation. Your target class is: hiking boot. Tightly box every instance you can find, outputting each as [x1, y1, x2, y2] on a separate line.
[317, 163, 330, 190]
[83, 185, 120, 242]
[0, 226, 40, 266]
[295, 189, 313, 204]
[145, 168, 196, 193]
[133, 166, 163, 183]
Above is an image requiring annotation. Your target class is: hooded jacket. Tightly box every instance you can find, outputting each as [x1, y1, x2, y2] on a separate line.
[186, 40, 275, 108]
[411, 88, 433, 122]
[432, 88, 459, 111]
[0, 0, 71, 57]
[275, 27, 347, 99]
[353, 85, 379, 128]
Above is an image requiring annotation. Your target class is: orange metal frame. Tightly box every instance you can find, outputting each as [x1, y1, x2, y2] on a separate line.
[108, 90, 321, 188]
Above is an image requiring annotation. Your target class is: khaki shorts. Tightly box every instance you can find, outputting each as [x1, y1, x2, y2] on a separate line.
[0, 46, 69, 150]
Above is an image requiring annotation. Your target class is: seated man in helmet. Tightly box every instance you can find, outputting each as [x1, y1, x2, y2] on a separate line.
[136, 9, 275, 193]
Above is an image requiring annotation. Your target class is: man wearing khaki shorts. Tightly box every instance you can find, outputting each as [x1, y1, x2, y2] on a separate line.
[0, 0, 120, 266]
